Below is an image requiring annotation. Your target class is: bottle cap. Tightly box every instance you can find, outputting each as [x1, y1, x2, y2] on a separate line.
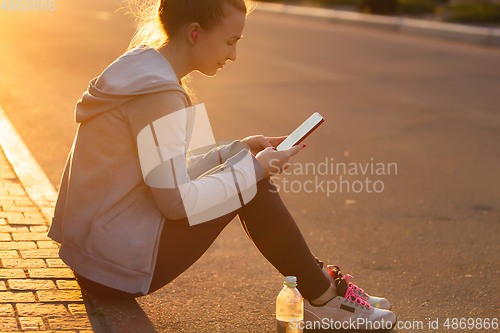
[284, 276, 297, 287]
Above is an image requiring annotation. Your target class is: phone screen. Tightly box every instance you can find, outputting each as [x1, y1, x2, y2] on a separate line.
[277, 112, 324, 151]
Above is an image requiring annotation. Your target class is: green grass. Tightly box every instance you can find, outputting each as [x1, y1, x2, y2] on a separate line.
[448, 2, 500, 22]
[398, 0, 437, 15]
[258, 0, 500, 23]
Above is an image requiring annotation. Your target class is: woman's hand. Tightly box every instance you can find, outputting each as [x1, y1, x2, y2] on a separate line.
[241, 135, 288, 156]
[255, 144, 306, 178]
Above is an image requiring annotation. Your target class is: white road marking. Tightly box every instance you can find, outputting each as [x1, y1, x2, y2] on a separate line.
[0, 105, 57, 223]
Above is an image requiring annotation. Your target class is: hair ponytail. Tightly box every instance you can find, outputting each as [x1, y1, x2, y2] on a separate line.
[125, 0, 166, 51]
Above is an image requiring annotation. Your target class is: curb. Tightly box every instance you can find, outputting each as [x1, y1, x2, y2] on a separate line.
[254, 1, 500, 47]
[0, 105, 158, 333]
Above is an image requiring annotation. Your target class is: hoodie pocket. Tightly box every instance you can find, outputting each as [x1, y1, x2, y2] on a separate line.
[92, 190, 162, 273]
[94, 190, 141, 232]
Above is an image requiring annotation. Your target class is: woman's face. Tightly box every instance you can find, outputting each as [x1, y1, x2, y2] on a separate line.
[194, 5, 246, 76]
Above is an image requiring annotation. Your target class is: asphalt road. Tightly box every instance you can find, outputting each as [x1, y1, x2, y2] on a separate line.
[1, 1, 499, 332]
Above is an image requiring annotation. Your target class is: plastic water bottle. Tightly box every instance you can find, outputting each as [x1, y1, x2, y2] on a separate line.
[276, 276, 303, 333]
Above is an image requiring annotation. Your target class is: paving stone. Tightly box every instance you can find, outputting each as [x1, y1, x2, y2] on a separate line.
[22, 212, 44, 220]
[0, 291, 36, 303]
[10, 218, 46, 226]
[0, 282, 6, 291]
[12, 233, 51, 241]
[0, 212, 45, 225]
[36, 241, 59, 249]
[46, 259, 67, 268]
[0, 192, 21, 197]
[1, 183, 21, 189]
[0, 304, 14, 316]
[0, 269, 26, 279]
[10, 331, 80, 333]
[8, 279, 56, 291]
[0, 234, 11, 242]
[56, 280, 79, 290]
[0, 212, 24, 222]
[37, 290, 83, 302]
[30, 226, 48, 233]
[20, 249, 59, 259]
[16, 303, 67, 317]
[0, 199, 16, 206]
[0, 196, 27, 202]
[0, 241, 36, 251]
[0, 199, 17, 210]
[0, 173, 16, 180]
[1, 180, 19, 185]
[0, 226, 29, 233]
[19, 316, 45, 330]
[14, 198, 33, 206]
[67, 303, 87, 315]
[48, 315, 91, 330]
[7, 188, 25, 196]
[28, 268, 74, 279]
[0, 251, 19, 259]
[1, 205, 38, 212]
[0, 218, 5, 225]
[0, 317, 18, 331]
[2, 259, 46, 269]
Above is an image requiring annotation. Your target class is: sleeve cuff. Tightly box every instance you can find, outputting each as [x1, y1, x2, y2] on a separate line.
[219, 141, 250, 162]
[223, 148, 265, 183]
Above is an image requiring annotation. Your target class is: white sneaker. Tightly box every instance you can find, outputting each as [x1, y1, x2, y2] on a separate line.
[323, 265, 392, 310]
[304, 273, 396, 331]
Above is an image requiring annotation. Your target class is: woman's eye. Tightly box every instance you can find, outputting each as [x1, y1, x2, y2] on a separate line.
[227, 42, 234, 46]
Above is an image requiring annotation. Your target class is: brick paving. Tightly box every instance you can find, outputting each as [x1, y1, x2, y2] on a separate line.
[0, 148, 94, 332]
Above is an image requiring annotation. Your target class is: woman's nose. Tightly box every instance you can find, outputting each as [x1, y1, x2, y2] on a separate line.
[227, 48, 237, 62]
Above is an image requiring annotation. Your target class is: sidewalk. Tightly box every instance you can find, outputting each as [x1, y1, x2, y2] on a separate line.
[0, 147, 94, 332]
[0, 105, 158, 332]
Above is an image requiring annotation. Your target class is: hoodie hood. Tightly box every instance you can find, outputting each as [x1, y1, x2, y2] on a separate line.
[75, 46, 191, 123]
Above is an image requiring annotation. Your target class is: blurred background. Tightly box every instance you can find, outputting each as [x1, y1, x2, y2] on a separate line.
[1, 0, 499, 331]
[260, 0, 500, 25]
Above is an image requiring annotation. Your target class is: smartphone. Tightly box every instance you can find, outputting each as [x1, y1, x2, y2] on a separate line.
[276, 112, 324, 151]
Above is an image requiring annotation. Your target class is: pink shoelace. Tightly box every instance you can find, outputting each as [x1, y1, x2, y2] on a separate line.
[342, 274, 371, 310]
[327, 265, 369, 298]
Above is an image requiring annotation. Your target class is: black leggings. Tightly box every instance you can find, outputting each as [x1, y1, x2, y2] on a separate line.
[75, 178, 331, 300]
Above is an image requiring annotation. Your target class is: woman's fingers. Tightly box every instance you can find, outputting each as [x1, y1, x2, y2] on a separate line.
[246, 135, 273, 151]
[267, 136, 287, 147]
[241, 135, 273, 156]
[256, 144, 306, 177]
[282, 143, 306, 157]
[259, 136, 273, 149]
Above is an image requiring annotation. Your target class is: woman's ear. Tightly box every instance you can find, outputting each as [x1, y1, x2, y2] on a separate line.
[187, 23, 201, 45]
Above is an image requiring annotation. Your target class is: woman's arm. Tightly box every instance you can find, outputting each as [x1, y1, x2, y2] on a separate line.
[124, 90, 265, 222]
[186, 140, 250, 179]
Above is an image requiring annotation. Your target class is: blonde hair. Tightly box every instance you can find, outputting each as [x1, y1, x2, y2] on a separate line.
[123, 0, 254, 101]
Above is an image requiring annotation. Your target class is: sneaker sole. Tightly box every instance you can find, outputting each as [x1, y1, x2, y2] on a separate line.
[302, 319, 397, 332]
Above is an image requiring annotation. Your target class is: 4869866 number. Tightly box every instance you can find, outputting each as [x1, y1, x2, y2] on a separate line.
[1, 0, 55, 11]
[443, 318, 499, 330]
